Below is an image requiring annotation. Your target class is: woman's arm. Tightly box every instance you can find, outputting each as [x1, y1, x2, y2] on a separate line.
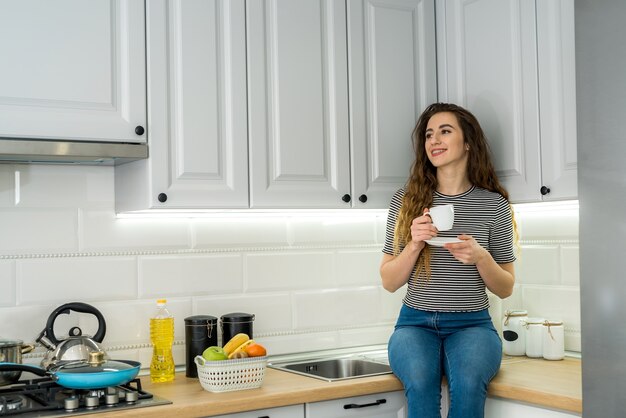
[380, 243, 421, 292]
[380, 212, 437, 292]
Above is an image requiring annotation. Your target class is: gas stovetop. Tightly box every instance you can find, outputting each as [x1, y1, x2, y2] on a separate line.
[0, 377, 171, 416]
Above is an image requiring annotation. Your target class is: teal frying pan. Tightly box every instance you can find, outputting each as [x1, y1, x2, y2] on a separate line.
[0, 359, 140, 389]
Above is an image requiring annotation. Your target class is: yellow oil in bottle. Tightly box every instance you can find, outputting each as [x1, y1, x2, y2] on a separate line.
[150, 299, 175, 382]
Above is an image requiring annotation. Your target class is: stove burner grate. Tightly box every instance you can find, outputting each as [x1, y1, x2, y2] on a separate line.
[0, 395, 24, 413]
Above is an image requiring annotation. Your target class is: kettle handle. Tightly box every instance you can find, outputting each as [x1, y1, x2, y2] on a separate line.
[42, 302, 107, 345]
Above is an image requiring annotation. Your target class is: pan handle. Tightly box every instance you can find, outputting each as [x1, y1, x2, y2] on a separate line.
[0, 363, 48, 377]
[43, 302, 107, 345]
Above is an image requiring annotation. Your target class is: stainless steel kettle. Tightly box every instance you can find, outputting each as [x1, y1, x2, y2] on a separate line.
[36, 302, 107, 369]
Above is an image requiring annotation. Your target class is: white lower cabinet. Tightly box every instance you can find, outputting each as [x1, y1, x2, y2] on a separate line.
[306, 391, 407, 418]
[209, 404, 304, 418]
[485, 397, 581, 418]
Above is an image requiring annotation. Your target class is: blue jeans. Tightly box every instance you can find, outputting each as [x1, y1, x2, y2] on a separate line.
[388, 305, 502, 418]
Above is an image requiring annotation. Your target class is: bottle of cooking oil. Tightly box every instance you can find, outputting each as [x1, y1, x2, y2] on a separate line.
[150, 298, 175, 382]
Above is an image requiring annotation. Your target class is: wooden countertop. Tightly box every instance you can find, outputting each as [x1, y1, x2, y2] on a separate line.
[96, 356, 581, 417]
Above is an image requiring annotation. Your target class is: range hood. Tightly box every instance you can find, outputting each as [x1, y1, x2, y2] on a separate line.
[0, 138, 148, 166]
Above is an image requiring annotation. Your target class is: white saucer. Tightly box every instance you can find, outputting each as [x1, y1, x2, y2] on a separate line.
[425, 237, 462, 247]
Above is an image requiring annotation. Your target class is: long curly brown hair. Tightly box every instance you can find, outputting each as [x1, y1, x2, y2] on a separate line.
[393, 102, 517, 279]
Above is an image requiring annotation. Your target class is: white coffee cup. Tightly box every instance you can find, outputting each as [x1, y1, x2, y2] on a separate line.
[426, 204, 454, 231]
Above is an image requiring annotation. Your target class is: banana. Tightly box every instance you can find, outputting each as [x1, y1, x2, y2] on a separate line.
[229, 350, 249, 359]
[228, 339, 255, 359]
[222, 333, 250, 356]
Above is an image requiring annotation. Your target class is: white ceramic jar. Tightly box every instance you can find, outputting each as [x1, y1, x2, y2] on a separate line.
[524, 317, 545, 358]
[542, 320, 565, 360]
[502, 310, 528, 356]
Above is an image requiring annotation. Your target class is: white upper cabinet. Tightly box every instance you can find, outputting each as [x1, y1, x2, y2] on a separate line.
[535, 0, 577, 201]
[0, 0, 146, 143]
[248, 0, 436, 209]
[348, 0, 437, 208]
[117, 0, 436, 211]
[115, 0, 249, 211]
[436, 0, 577, 203]
[247, 0, 352, 208]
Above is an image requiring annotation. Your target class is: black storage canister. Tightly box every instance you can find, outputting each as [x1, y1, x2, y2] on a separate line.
[220, 312, 255, 346]
[184, 315, 217, 378]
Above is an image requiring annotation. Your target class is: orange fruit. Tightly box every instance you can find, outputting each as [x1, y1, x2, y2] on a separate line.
[244, 343, 267, 357]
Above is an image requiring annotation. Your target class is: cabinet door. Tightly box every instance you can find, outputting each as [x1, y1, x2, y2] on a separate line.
[116, 0, 249, 211]
[210, 403, 304, 418]
[306, 391, 407, 417]
[0, 0, 146, 143]
[436, 0, 542, 202]
[247, 0, 351, 208]
[536, 0, 577, 201]
[348, 0, 437, 208]
[485, 397, 580, 418]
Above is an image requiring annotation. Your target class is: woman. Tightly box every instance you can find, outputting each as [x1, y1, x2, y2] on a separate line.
[381, 103, 516, 418]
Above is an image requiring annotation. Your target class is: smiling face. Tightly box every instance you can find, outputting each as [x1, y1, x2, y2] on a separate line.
[424, 111, 469, 171]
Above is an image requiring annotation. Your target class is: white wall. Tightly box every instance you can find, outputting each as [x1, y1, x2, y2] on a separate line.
[0, 164, 580, 369]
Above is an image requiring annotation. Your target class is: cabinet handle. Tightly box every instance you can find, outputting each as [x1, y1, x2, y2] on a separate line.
[341, 194, 351, 203]
[358, 194, 367, 203]
[540, 186, 551, 195]
[343, 398, 387, 409]
[157, 193, 168, 203]
[135, 125, 145, 135]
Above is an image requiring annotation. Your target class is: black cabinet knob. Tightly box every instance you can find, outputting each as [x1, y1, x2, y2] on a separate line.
[540, 186, 550, 195]
[135, 125, 145, 135]
[358, 194, 367, 203]
[157, 193, 168, 203]
[341, 194, 351, 203]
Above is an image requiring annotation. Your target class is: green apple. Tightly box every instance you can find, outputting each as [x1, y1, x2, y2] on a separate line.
[202, 346, 228, 361]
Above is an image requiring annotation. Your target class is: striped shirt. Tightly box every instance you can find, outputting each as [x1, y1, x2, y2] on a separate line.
[383, 186, 516, 312]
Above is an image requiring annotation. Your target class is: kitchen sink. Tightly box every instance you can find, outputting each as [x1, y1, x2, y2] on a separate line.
[268, 357, 393, 382]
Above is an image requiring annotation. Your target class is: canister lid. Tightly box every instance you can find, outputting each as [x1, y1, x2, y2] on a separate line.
[220, 312, 255, 323]
[543, 319, 564, 326]
[504, 310, 528, 317]
[184, 315, 218, 325]
[0, 338, 22, 348]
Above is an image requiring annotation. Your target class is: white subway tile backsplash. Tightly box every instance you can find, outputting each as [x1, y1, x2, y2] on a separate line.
[83, 298, 192, 346]
[380, 286, 405, 322]
[245, 251, 335, 291]
[293, 287, 380, 329]
[515, 245, 560, 285]
[560, 245, 580, 285]
[0, 260, 16, 306]
[17, 257, 137, 304]
[0, 166, 16, 207]
[12, 165, 114, 209]
[335, 250, 382, 287]
[138, 254, 243, 298]
[375, 213, 389, 245]
[260, 331, 339, 356]
[521, 285, 581, 332]
[289, 216, 378, 245]
[515, 209, 578, 240]
[193, 293, 292, 337]
[0, 209, 78, 254]
[81, 209, 190, 251]
[337, 325, 393, 348]
[193, 218, 289, 247]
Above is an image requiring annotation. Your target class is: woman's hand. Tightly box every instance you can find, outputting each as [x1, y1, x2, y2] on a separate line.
[410, 208, 438, 248]
[443, 234, 489, 265]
